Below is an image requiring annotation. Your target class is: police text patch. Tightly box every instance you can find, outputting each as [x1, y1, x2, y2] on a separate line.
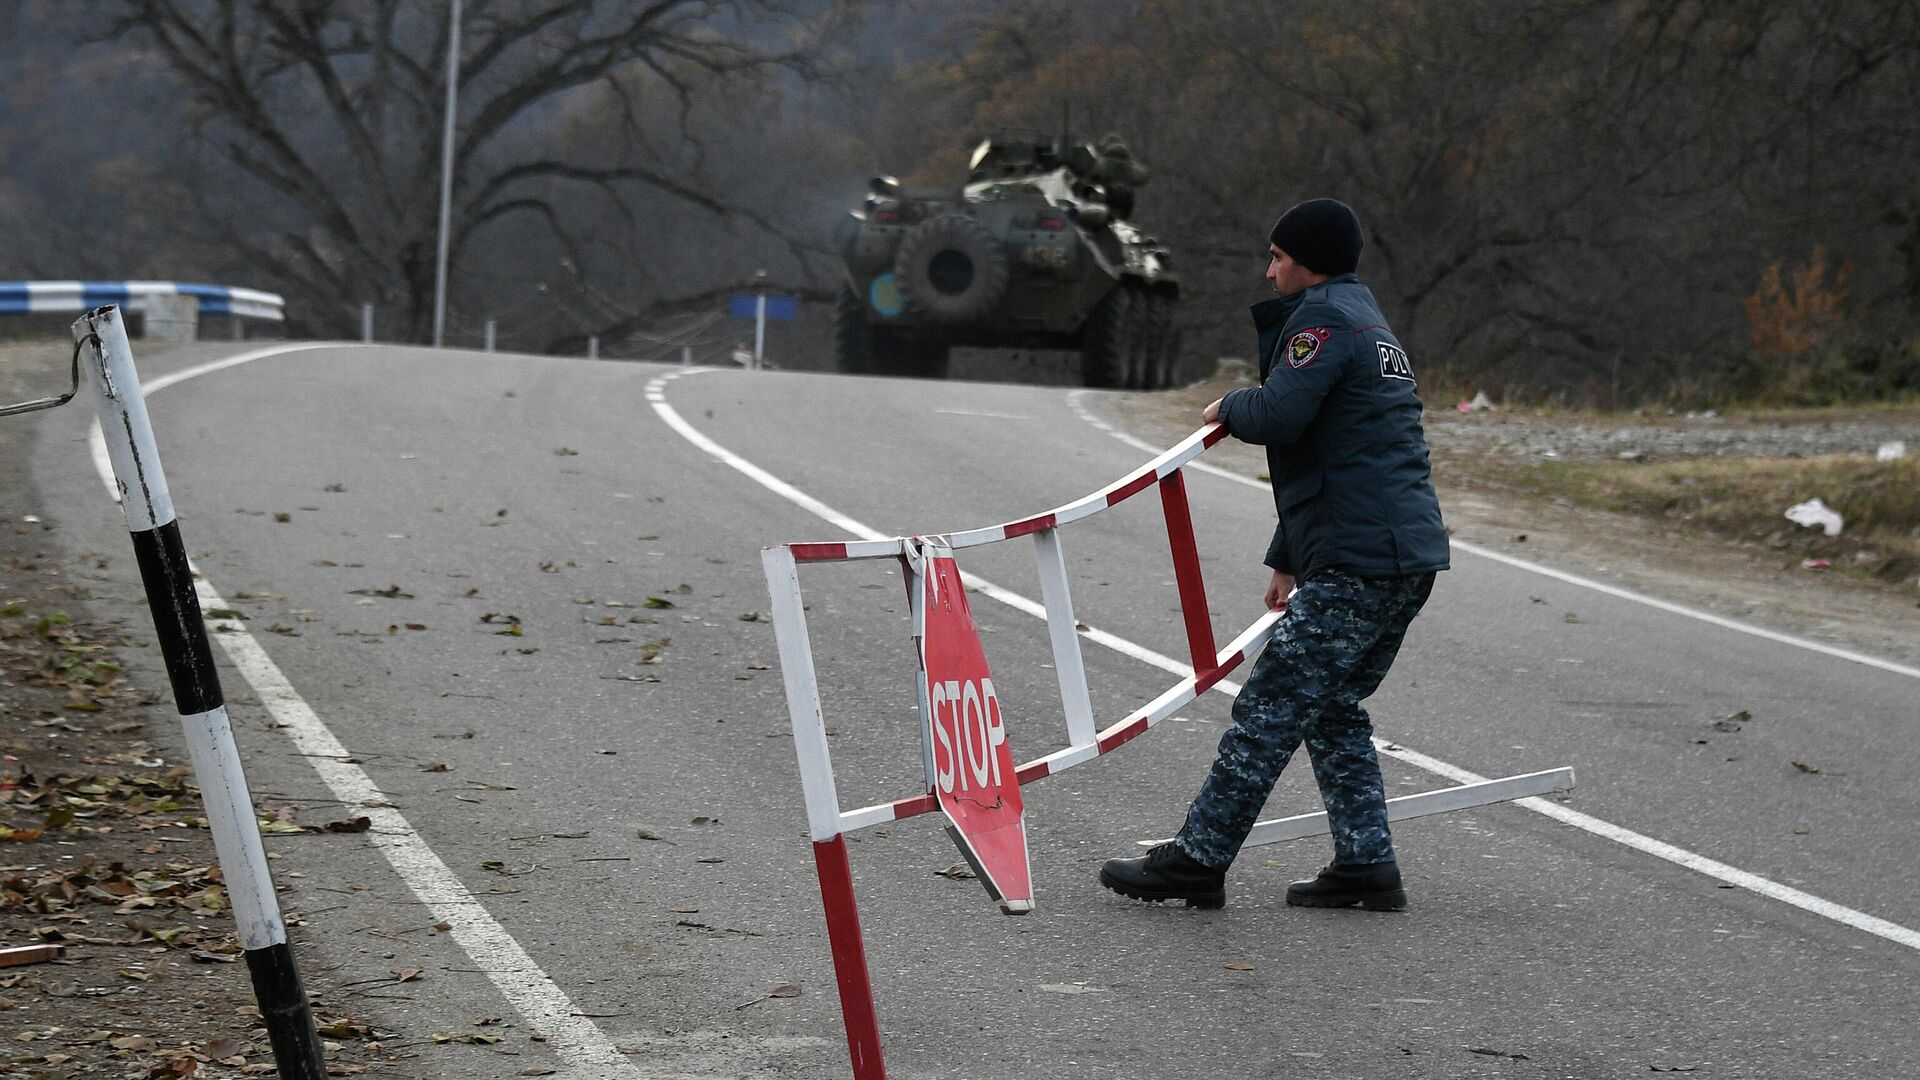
[1377, 342, 1414, 382]
[1286, 327, 1331, 369]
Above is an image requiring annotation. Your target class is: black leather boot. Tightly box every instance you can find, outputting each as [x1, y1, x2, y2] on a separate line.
[1285, 861, 1407, 910]
[1099, 842, 1226, 909]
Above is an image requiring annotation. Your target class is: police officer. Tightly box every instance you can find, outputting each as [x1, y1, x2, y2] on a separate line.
[1100, 198, 1448, 911]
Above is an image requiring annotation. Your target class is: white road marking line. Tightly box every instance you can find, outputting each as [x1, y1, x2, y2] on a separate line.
[657, 369, 1920, 954]
[934, 407, 1035, 420]
[90, 343, 651, 1078]
[1066, 389, 1920, 682]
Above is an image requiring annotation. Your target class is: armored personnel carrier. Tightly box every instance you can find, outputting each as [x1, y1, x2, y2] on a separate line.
[832, 131, 1180, 387]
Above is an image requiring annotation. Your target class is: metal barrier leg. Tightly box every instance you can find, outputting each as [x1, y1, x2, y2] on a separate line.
[74, 305, 326, 1079]
[1158, 468, 1217, 675]
[1032, 527, 1097, 748]
[764, 546, 889, 1080]
[813, 835, 887, 1080]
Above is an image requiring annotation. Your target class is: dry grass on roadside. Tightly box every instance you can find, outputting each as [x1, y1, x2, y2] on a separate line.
[1476, 453, 1920, 590]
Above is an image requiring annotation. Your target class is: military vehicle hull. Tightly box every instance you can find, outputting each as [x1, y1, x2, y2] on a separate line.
[833, 136, 1180, 387]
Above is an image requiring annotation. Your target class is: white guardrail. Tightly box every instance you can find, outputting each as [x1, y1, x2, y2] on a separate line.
[0, 281, 285, 322]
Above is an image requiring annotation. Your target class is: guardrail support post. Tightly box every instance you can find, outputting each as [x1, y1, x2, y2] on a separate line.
[361, 303, 373, 344]
[484, 319, 496, 352]
[1158, 468, 1217, 675]
[73, 305, 327, 1080]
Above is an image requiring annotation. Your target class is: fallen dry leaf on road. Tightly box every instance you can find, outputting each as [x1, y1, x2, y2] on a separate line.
[735, 983, 802, 1009]
[431, 1031, 504, 1044]
[1711, 710, 1752, 733]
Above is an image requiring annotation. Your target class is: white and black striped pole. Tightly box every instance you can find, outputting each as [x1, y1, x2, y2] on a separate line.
[72, 306, 327, 1078]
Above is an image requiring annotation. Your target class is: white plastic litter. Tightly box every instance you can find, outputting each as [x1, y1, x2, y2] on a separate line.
[1784, 497, 1844, 537]
[1876, 440, 1907, 462]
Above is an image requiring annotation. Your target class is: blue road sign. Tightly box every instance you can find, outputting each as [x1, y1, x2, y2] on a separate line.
[729, 294, 798, 320]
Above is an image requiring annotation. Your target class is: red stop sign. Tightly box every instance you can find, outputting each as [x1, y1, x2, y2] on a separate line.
[918, 550, 1033, 914]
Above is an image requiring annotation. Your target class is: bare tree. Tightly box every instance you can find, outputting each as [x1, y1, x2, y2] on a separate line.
[850, 0, 1920, 400]
[100, 0, 851, 341]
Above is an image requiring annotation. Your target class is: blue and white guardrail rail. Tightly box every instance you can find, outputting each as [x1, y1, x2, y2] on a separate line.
[1, 281, 285, 321]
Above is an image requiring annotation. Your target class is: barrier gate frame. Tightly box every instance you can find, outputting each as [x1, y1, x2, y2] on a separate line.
[761, 422, 1574, 1080]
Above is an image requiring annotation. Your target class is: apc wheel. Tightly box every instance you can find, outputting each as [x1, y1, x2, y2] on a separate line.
[1141, 291, 1178, 388]
[1158, 317, 1186, 388]
[1081, 283, 1148, 389]
[1124, 296, 1163, 389]
[893, 215, 1011, 324]
[835, 287, 877, 374]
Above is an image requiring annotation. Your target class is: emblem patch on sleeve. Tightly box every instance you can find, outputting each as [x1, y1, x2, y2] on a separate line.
[1286, 327, 1331, 369]
[1377, 342, 1414, 382]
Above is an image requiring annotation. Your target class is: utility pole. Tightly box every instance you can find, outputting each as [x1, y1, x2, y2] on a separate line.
[431, 0, 463, 349]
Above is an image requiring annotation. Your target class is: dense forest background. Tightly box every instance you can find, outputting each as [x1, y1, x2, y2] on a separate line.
[3, 0, 1917, 405]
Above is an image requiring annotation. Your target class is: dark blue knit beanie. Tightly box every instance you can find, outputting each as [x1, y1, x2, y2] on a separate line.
[1269, 198, 1363, 276]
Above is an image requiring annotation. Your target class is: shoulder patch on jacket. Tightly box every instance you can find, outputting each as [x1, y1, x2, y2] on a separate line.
[1286, 327, 1332, 369]
[1377, 342, 1414, 382]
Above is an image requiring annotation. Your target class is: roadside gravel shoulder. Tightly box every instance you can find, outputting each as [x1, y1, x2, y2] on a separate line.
[1091, 371, 1920, 670]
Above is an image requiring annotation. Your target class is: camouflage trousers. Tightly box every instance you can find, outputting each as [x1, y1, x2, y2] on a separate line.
[1175, 569, 1435, 871]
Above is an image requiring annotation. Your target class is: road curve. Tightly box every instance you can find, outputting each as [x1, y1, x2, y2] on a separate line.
[19, 342, 1917, 1079]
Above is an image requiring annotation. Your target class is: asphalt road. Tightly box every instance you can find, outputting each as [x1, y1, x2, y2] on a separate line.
[15, 342, 1919, 1079]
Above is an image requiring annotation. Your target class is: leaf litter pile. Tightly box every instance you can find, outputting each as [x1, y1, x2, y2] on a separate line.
[1, 578, 397, 1078]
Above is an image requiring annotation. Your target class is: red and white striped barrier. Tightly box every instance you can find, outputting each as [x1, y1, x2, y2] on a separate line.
[762, 422, 1573, 1080]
